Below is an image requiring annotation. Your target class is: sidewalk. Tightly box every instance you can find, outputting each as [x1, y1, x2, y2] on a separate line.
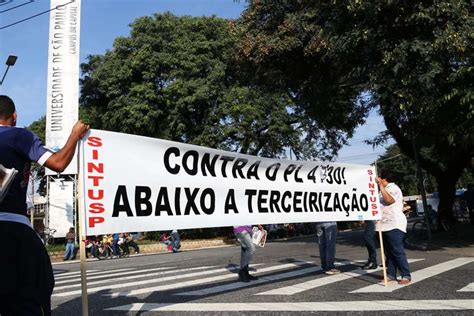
[51, 237, 235, 263]
[50, 233, 318, 263]
[405, 222, 474, 256]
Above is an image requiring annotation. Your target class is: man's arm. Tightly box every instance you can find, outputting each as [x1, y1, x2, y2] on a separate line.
[376, 177, 395, 205]
[44, 121, 89, 172]
[379, 185, 395, 205]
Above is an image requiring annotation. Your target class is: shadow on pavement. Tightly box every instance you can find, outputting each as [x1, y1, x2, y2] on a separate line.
[405, 222, 474, 252]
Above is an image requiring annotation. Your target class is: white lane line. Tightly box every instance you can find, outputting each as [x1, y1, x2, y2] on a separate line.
[458, 283, 474, 292]
[106, 261, 313, 298]
[178, 267, 321, 296]
[105, 300, 474, 312]
[53, 263, 263, 297]
[257, 259, 424, 296]
[177, 260, 361, 296]
[54, 270, 98, 277]
[352, 257, 474, 293]
[55, 267, 174, 285]
[54, 268, 135, 281]
[54, 266, 210, 290]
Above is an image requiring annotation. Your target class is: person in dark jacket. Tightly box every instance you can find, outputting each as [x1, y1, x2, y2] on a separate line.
[0, 95, 89, 315]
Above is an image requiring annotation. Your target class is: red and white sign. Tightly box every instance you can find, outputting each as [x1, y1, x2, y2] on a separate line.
[79, 129, 381, 236]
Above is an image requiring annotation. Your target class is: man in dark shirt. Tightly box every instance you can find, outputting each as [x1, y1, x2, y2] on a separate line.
[0, 95, 89, 316]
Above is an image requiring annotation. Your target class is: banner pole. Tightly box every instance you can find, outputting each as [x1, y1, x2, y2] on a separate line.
[377, 220, 388, 286]
[77, 144, 89, 316]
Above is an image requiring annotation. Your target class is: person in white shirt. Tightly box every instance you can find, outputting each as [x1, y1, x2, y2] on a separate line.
[376, 169, 411, 285]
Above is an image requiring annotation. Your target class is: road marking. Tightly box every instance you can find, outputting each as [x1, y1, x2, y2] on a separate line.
[106, 300, 474, 312]
[55, 267, 175, 285]
[177, 260, 360, 296]
[106, 261, 313, 297]
[257, 259, 424, 295]
[351, 257, 474, 293]
[53, 270, 98, 277]
[458, 283, 474, 292]
[54, 266, 211, 290]
[54, 268, 135, 282]
[53, 263, 262, 297]
[178, 267, 322, 296]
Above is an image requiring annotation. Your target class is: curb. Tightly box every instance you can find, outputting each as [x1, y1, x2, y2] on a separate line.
[50, 233, 321, 263]
[50, 238, 237, 263]
[52, 243, 235, 266]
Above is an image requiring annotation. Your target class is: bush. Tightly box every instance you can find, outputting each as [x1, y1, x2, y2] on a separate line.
[144, 231, 161, 241]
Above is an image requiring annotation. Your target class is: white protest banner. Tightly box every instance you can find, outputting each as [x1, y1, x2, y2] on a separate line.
[45, 0, 81, 175]
[79, 129, 381, 236]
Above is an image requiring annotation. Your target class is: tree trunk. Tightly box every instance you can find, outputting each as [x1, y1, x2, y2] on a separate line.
[435, 174, 457, 232]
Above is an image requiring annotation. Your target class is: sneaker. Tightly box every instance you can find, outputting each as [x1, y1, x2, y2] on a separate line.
[238, 271, 251, 282]
[325, 268, 341, 275]
[362, 262, 378, 270]
[246, 271, 259, 281]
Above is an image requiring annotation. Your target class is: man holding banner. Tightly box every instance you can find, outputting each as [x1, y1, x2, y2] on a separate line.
[234, 225, 260, 282]
[0, 95, 89, 316]
[316, 221, 340, 275]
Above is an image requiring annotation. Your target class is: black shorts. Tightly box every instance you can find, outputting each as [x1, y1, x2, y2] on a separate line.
[0, 221, 55, 316]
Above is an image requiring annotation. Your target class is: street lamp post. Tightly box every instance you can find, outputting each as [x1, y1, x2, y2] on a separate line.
[0, 55, 18, 86]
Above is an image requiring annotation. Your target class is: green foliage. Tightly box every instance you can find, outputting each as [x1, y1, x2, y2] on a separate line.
[27, 117, 47, 195]
[144, 231, 161, 241]
[79, 13, 332, 159]
[28, 116, 46, 143]
[235, 1, 474, 220]
[142, 228, 232, 241]
[377, 144, 437, 195]
[377, 144, 473, 195]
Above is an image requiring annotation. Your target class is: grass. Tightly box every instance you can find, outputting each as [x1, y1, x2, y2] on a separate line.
[46, 243, 65, 252]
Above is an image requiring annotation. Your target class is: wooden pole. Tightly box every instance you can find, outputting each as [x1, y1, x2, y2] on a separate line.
[30, 171, 35, 226]
[374, 162, 388, 287]
[77, 145, 89, 316]
[79, 230, 88, 316]
[377, 220, 388, 286]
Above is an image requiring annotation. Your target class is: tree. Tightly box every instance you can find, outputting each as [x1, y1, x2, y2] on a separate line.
[234, 1, 473, 227]
[377, 144, 473, 196]
[27, 117, 47, 196]
[79, 13, 334, 159]
[376, 144, 437, 196]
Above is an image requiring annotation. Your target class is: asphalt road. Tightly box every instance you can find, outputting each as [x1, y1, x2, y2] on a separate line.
[51, 229, 474, 315]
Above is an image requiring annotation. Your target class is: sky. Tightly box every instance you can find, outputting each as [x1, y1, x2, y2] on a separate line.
[0, 0, 392, 164]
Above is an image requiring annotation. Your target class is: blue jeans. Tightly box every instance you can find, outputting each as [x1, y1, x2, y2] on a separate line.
[64, 241, 75, 260]
[364, 221, 377, 264]
[112, 240, 119, 255]
[317, 225, 337, 270]
[236, 230, 256, 269]
[383, 229, 411, 280]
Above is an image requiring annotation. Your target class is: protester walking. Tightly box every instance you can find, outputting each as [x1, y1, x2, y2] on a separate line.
[63, 227, 76, 260]
[316, 221, 340, 275]
[234, 225, 260, 282]
[0, 95, 89, 316]
[362, 221, 378, 270]
[377, 169, 411, 284]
